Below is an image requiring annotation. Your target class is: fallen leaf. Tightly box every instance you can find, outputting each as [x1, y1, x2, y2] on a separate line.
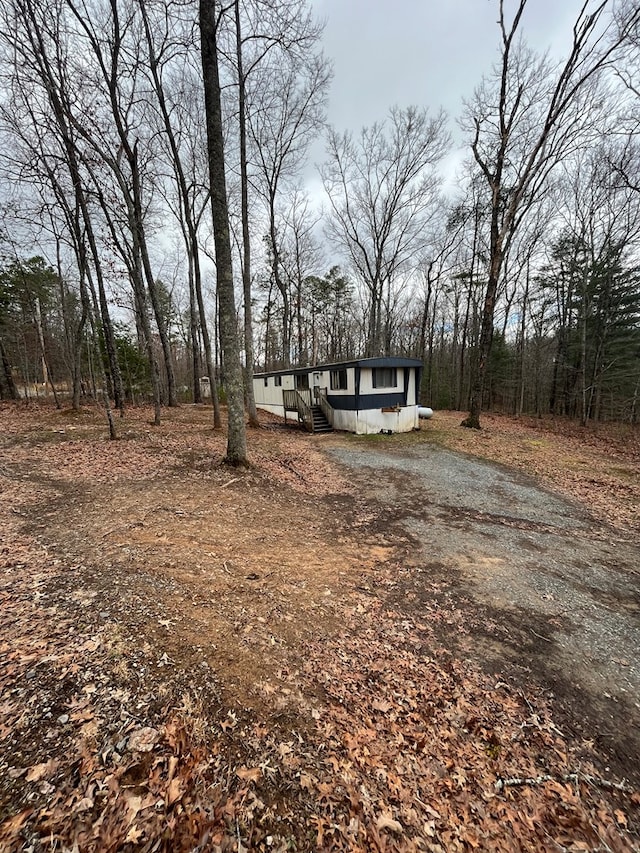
[25, 758, 60, 782]
[72, 795, 95, 814]
[125, 825, 144, 844]
[236, 766, 262, 783]
[123, 792, 143, 820]
[167, 755, 179, 782]
[0, 809, 32, 838]
[221, 712, 238, 732]
[165, 776, 183, 807]
[80, 719, 99, 739]
[377, 814, 403, 834]
[128, 727, 159, 753]
[7, 768, 26, 780]
[614, 809, 628, 828]
[299, 772, 315, 791]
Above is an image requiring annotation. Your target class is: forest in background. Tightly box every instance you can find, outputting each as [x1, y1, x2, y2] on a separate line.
[0, 0, 639, 433]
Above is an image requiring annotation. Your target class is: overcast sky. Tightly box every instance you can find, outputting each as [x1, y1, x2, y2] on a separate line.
[312, 0, 590, 132]
[307, 0, 594, 189]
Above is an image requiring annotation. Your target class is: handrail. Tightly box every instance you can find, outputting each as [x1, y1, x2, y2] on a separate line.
[282, 389, 298, 410]
[317, 387, 334, 427]
[296, 391, 313, 430]
[282, 388, 313, 430]
[297, 388, 312, 409]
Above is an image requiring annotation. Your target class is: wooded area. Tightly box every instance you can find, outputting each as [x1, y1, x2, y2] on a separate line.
[0, 0, 639, 456]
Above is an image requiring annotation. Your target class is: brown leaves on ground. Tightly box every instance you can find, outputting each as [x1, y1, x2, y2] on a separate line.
[0, 402, 638, 851]
[299, 604, 636, 851]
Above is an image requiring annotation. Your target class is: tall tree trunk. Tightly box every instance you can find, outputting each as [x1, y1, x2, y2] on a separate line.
[269, 207, 290, 368]
[137, 0, 221, 423]
[462, 201, 502, 429]
[132, 267, 162, 426]
[188, 261, 202, 404]
[91, 174, 163, 425]
[132, 148, 177, 408]
[418, 264, 433, 359]
[83, 201, 124, 414]
[194, 263, 222, 428]
[0, 337, 18, 399]
[33, 297, 61, 409]
[235, 0, 259, 426]
[200, 0, 247, 465]
[83, 279, 117, 440]
[264, 280, 274, 369]
[55, 245, 84, 410]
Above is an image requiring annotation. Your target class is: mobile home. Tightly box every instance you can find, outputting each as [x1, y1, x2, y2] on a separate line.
[253, 357, 423, 435]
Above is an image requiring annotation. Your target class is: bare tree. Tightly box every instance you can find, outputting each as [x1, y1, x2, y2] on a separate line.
[136, 0, 223, 426]
[321, 106, 449, 357]
[227, 0, 325, 410]
[460, 0, 640, 429]
[200, 0, 247, 465]
[249, 49, 330, 368]
[59, 0, 179, 412]
[545, 142, 640, 423]
[607, 3, 640, 195]
[277, 189, 323, 365]
[0, 0, 121, 430]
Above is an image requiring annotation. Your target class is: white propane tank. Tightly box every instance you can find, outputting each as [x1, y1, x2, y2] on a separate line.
[418, 406, 434, 419]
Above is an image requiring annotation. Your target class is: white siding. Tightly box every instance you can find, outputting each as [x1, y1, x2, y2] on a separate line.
[253, 373, 295, 413]
[407, 369, 417, 405]
[331, 409, 357, 432]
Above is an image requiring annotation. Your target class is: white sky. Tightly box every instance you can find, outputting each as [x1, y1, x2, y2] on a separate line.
[307, 0, 595, 190]
[312, 0, 589, 131]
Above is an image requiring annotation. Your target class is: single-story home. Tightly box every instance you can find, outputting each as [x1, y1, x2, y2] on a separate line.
[253, 356, 423, 434]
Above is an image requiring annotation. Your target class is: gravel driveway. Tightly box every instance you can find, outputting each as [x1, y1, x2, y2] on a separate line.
[327, 440, 640, 784]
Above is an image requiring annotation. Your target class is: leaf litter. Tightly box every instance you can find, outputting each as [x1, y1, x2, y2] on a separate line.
[0, 401, 638, 851]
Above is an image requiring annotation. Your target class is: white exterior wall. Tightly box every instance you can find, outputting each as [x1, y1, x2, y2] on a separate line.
[331, 408, 357, 432]
[354, 406, 419, 434]
[308, 367, 355, 400]
[253, 364, 420, 433]
[407, 369, 416, 405]
[253, 373, 295, 416]
[331, 405, 418, 434]
[309, 369, 327, 396]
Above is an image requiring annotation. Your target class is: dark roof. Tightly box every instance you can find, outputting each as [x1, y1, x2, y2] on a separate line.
[253, 356, 422, 379]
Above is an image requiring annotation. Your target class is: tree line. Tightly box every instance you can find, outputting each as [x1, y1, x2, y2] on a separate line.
[0, 0, 638, 463]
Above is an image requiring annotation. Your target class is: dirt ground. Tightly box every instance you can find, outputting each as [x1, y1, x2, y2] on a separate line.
[325, 432, 640, 785]
[0, 402, 639, 852]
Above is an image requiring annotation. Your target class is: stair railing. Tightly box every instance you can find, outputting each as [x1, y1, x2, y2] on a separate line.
[317, 387, 334, 428]
[283, 388, 313, 430]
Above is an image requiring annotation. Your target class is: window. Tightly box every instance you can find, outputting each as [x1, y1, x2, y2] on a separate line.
[372, 367, 397, 389]
[330, 369, 347, 390]
[274, 375, 282, 387]
[263, 377, 268, 387]
[295, 374, 309, 390]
